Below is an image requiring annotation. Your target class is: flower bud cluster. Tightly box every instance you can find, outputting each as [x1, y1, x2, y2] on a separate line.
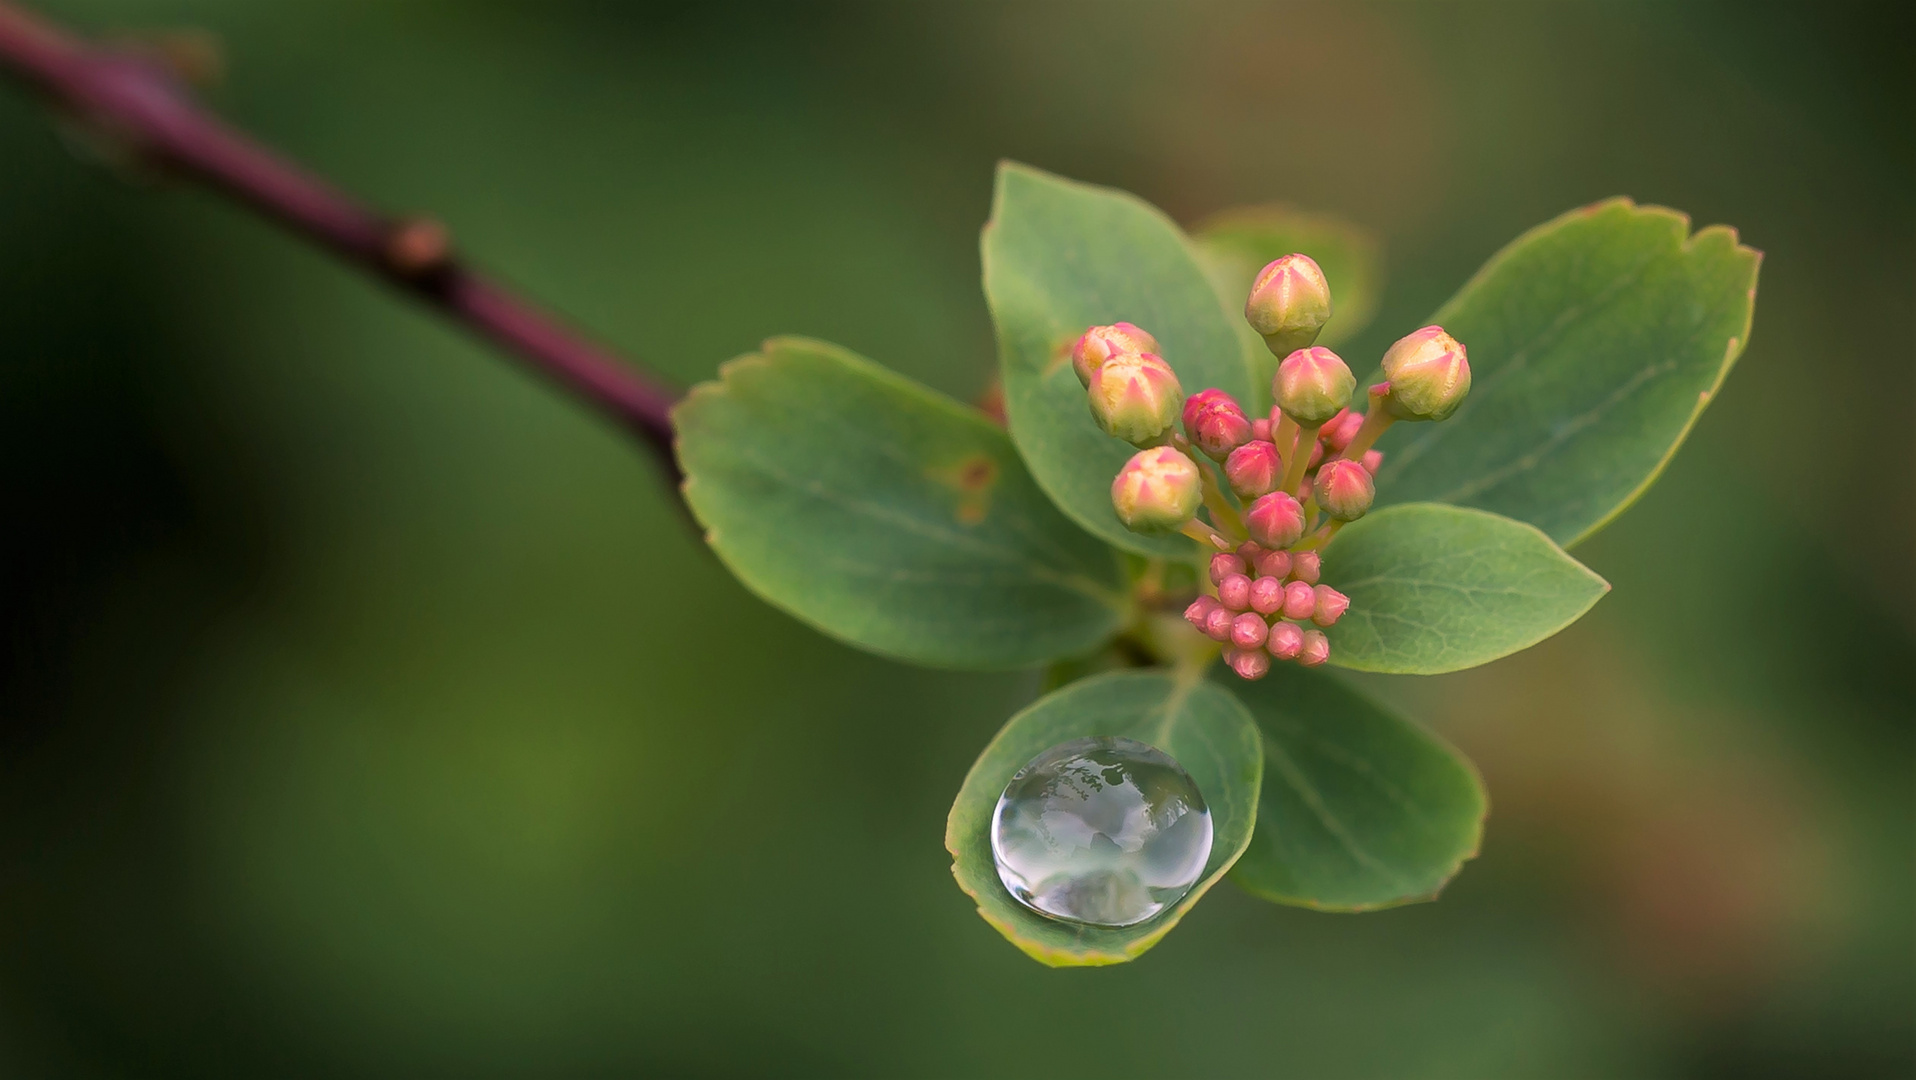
[1076, 257, 1471, 681]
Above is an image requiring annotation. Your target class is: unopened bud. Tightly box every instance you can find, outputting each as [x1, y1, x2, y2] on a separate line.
[1250, 417, 1272, 443]
[1183, 595, 1219, 634]
[1244, 254, 1332, 358]
[1290, 550, 1321, 584]
[1274, 346, 1356, 426]
[1297, 629, 1331, 667]
[1312, 459, 1375, 522]
[1312, 585, 1350, 627]
[1226, 647, 1272, 681]
[1379, 326, 1470, 422]
[1319, 408, 1362, 453]
[1252, 547, 1292, 581]
[1266, 621, 1304, 660]
[1224, 439, 1283, 498]
[1218, 573, 1253, 612]
[1203, 605, 1235, 642]
[1090, 352, 1183, 444]
[1235, 541, 1263, 562]
[1071, 322, 1158, 387]
[1209, 551, 1247, 585]
[1230, 612, 1269, 651]
[1245, 492, 1307, 549]
[1361, 449, 1383, 475]
[1181, 388, 1252, 461]
[1249, 575, 1285, 616]
[1111, 446, 1200, 533]
[1282, 580, 1317, 621]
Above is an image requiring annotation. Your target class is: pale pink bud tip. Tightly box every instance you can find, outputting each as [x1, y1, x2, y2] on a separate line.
[1235, 541, 1262, 562]
[1245, 491, 1307, 549]
[1226, 647, 1272, 681]
[1230, 612, 1269, 650]
[1218, 573, 1253, 612]
[1253, 547, 1292, 581]
[1319, 408, 1363, 453]
[1312, 585, 1351, 627]
[1224, 439, 1284, 498]
[1181, 388, 1253, 461]
[1250, 417, 1272, 443]
[1209, 552, 1247, 586]
[1244, 253, 1332, 358]
[1089, 352, 1183, 445]
[1266, 621, 1304, 660]
[1312, 459, 1376, 522]
[1297, 629, 1331, 667]
[1249, 575, 1285, 616]
[1111, 446, 1201, 533]
[1070, 322, 1158, 388]
[1274, 346, 1356, 426]
[1379, 326, 1470, 422]
[1183, 596, 1220, 633]
[1290, 550, 1321, 584]
[1282, 580, 1317, 621]
[1203, 605, 1235, 642]
[1361, 450, 1384, 475]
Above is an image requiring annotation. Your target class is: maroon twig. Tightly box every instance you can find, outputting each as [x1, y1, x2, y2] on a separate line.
[0, 2, 681, 468]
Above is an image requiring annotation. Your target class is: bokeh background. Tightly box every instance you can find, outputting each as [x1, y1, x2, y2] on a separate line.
[1, 1, 1909, 1076]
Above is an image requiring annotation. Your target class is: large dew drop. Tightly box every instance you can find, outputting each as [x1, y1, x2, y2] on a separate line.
[991, 736, 1213, 928]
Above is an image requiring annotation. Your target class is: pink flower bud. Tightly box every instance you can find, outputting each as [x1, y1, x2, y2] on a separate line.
[1252, 547, 1292, 581]
[1282, 580, 1317, 620]
[1249, 575, 1285, 616]
[1110, 446, 1200, 533]
[1089, 352, 1183, 444]
[1183, 595, 1219, 633]
[1306, 440, 1324, 472]
[1312, 459, 1375, 522]
[1226, 647, 1272, 681]
[1224, 439, 1283, 498]
[1250, 417, 1272, 443]
[1209, 551, 1247, 585]
[1290, 550, 1321, 584]
[1245, 491, 1306, 549]
[1312, 585, 1350, 627]
[1244, 253, 1332, 358]
[1379, 326, 1470, 422]
[1203, 605, 1234, 642]
[1071, 322, 1159, 387]
[1319, 408, 1363, 453]
[1181, 388, 1252, 461]
[1273, 346, 1356, 426]
[1266, 621, 1304, 660]
[1218, 573, 1253, 611]
[1297, 629, 1331, 667]
[1361, 450, 1383, 475]
[1235, 540, 1263, 562]
[1230, 612, 1269, 650]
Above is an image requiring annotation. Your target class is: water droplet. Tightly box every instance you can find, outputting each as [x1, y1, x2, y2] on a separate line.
[991, 736, 1213, 928]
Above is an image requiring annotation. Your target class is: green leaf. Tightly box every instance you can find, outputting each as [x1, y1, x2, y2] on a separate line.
[1228, 664, 1486, 911]
[983, 162, 1256, 558]
[1374, 198, 1761, 547]
[945, 670, 1262, 966]
[1321, 503, 1609, 675]
[674, 336, 1129, 670]
[1192, 205, 1385, 408]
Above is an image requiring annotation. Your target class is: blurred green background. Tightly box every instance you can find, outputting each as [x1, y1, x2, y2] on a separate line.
[1, 1, 1909, 1076]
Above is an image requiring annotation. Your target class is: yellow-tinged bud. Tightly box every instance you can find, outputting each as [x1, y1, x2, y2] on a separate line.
[1274, 347, 1356, 427]
[1070, 322, 1160, 388]
[1109, 446, 1200, 533]
[1379, 326, 1471, 422]
[1244, 253, 1332, 358]
[1088, 351, 1183, 445]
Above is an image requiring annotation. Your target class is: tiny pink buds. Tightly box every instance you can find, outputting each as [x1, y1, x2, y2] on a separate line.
[1282, 580, 1317, 621]
[1312, 585, 1350, 627]
[1266, 621, 1304, 660]
[1218, 573, 1253, 612]
[1226, 647, 1272, 681]
[1319, 408, 1363, 453]
[1290, 550, 1321, 584]
[1245, 491, 1307, 549]
[1252, 547, 1292, 581]
[1251, 417, 1272, 443]
[1071, 322, 1159, 387]
[1224, 439, 1284, 498]
[1230, 612, 1269, 651]
[1313, 458, 1376, 522]
[1274, 346, 1356, 427]
[1244, 253, 1333, 359]
[1110, 446, 1200, 533]
[1089, 352, 1183, 445]
[1361, 449, 1383, 475]
[1379, 325, 1471, 422]
[1249, 575, 1285, 616]
[1203, 605, 1235, 642]
[1297, 629, 1331, 667]
[1183, 595, 1220, 634]
[1209, 551, 1247, 585]
[1181, 388, 1253, 461]
[1236, 541, 1263, 563]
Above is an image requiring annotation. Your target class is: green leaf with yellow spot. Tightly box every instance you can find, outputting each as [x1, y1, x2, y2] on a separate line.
[674, 336, 1128, 670]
